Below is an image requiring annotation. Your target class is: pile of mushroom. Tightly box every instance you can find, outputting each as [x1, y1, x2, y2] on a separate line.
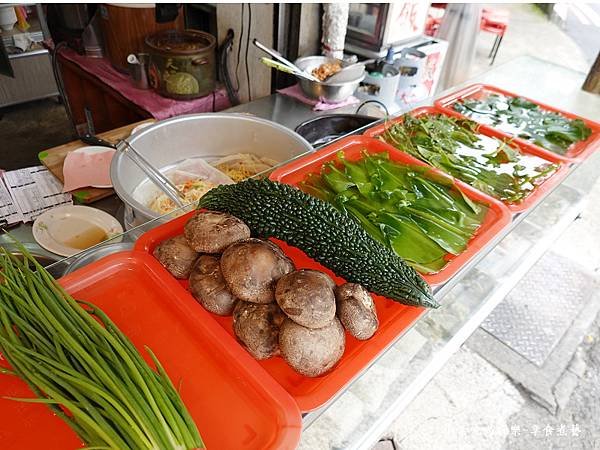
[153, 211, 379, 377]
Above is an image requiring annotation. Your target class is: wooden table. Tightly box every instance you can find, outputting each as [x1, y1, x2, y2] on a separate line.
[57, 53, 152, 135]
[38, 119, 154, 203]
[56, 49, 230, 135]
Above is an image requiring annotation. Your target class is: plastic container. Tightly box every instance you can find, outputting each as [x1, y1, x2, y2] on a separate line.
[270, 135, 512, 286]
[0, 251, 301, 450]
[136, 212, 426, 411]
[364, 106, 571, 213]
[434, 84, 600, 162]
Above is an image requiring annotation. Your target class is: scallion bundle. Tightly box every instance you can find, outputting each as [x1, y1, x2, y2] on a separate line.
[0, 242, 203, 450]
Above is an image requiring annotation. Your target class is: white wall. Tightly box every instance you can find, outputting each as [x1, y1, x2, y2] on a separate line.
[298, 4, 321, 57]
[217, 3, 274, 103]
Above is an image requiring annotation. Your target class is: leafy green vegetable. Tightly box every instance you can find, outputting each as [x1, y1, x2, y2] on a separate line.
[454, 93, 592, 155]
[380, 114, 559, 204]
[0, 241, 204, 450]
[300, 151, 488, 274]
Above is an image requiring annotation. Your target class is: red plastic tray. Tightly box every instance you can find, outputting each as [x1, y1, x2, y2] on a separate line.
[434, 83, 600, 162]
[270, 135, 512, 285]
[0, 252, 301, 450]
[363, 106, 571, 213]
[136, 213, 426, 412]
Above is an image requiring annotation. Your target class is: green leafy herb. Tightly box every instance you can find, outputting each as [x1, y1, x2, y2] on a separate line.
[453, 93, 592, 155]
[300, 151, 488, 274]
[380, 114, 559, 204]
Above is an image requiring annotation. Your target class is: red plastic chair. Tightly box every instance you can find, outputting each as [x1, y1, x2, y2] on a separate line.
[481, 8, 509, 65]
[425, 6, 445, 37]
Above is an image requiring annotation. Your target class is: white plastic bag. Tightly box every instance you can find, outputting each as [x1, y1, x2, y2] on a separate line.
[132, 157, 234, 208]
[167, 158, 234, 186]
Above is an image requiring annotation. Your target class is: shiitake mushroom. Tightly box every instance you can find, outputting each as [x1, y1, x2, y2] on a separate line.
[275, 269, 336, 329]
[279, 317, 345, 377]
[189, 255, 237, 316]
[233, 301, 286, 360]
[157, 212, 377, 377]
[184, 211, 250, 253]
[153, 235, 198, 279]
[221, 238, 294, 304]
[335, 283, 378, 340]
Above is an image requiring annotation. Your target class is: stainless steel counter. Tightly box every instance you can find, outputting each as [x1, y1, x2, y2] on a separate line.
[225, 93, 363, 131]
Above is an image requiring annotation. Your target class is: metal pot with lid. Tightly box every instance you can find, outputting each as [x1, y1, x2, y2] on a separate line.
[146, 29, 216, 100]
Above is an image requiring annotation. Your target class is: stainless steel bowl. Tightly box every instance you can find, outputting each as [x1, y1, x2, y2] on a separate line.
[0, 243, 66, 278]
[110, 113, 314, 229]
[64, 241, 134, 275]
[294, 56, 365, 103]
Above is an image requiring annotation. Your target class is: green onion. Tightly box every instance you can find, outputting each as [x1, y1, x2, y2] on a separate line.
[0, 240, 204, 450]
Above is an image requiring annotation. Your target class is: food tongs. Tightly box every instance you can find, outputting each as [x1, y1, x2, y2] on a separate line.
[80, 133, 186, 208]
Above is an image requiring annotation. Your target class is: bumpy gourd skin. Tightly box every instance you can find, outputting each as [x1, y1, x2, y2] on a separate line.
[198, 178, 437, 309]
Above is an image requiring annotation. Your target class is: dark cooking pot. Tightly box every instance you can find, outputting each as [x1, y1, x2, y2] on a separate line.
[295, 114, 378, 147]
[146, 29, 216, 100]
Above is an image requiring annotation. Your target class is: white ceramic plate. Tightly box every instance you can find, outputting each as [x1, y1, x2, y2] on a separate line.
[33, 205, 123, 257]
[70, 146, 116, 188]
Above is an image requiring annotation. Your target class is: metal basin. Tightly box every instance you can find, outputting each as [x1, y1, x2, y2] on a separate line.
[0, 243, 66, 278]
[295, 114, 378, 147]
[63, 241, 134, 275]
[110, 113, 314, 229]
[295, 56, 365, 103]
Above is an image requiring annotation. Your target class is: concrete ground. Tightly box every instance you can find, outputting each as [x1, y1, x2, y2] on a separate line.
[562, 3, 600, 65]
[377, 4, 600, 450]
[470, 3, 591, 78]
[0, 98, 75, 171]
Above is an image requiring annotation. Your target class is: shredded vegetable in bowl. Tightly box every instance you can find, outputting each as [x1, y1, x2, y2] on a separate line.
[144, 153, 279, 216]
[214, 153, 279, 182]
[149, 179, 216, 215]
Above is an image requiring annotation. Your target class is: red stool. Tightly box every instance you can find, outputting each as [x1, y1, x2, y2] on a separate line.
[481, 8, 509, 65]
[425, 6, 445, 37]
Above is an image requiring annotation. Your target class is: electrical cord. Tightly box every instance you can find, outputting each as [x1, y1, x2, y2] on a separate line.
[51, 41, 77, 136]
[245, 3, 252, 101]
[355, 100, 390, 117]
[234, 3, 244, 92]
[217, 28, 240, 106]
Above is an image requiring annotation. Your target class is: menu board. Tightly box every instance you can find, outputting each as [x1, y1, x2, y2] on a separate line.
[1, 166, 72, 224]
[0, 179, 22, 227]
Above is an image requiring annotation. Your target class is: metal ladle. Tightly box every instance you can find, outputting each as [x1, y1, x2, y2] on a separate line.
[80, 133, 186, 208]
[253, 39, 321, 83]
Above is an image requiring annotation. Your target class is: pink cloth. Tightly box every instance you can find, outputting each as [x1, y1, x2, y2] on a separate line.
[277, 84, 360, 111]
[59, 48, 230, 120]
